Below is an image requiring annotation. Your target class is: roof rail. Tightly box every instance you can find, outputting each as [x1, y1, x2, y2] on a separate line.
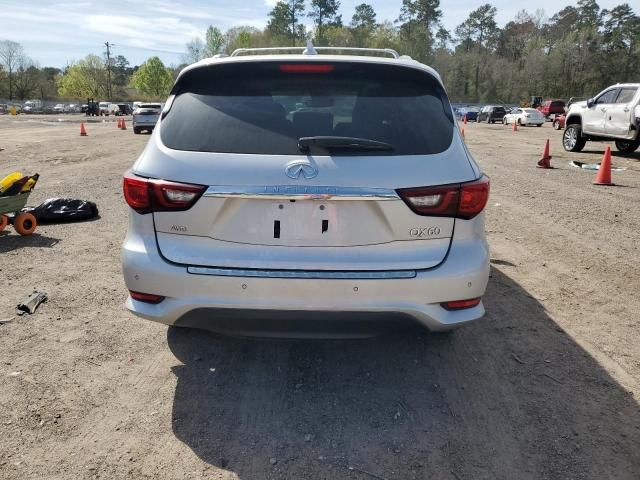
[230, 45, 400, 59]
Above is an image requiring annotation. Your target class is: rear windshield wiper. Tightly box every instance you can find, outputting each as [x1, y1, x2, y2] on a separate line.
[298, 136, 394, 153]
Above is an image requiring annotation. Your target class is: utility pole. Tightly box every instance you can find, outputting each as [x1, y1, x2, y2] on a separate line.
[104, 41, 114, 101]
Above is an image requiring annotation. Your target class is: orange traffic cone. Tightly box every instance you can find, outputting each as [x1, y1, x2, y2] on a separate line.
[117, 117, 122, 129]
[537, 139, 553, 169]
[512, 121, 518, 132]
[593, 146, 613, 186]
[463, 115, 468, 125]
[80, 122, 87, 136]
[120, 118, 127, 130]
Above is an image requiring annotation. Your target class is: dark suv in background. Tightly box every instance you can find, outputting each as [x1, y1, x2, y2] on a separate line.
[477, 105, 506, 123]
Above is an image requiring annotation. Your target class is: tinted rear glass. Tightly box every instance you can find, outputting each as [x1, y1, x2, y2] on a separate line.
[161, 61, 454, 155]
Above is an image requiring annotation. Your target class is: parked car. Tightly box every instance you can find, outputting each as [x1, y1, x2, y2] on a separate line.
[563, 83, 640, 153]
[503, 108, 544, 127]
[459, 107, 480, 122]
[0, 104, 8, 114]
[114, 103, 133, 116]
[98, 102, 110, 116]
[552, 114, 566, 130]
[132, 103, 162, 133]
[121, 47, 491, 336]
[477, 105, 507, 124]
[65, 104, 80, 113]
[537, 99, 565, 119]
[53, 104, 65, 113]
[23, 100, 43, 114]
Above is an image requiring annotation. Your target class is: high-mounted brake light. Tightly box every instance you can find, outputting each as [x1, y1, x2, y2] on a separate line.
[123, 173, 206, 214]
[279, 64, 334, 73]
[397, 176, 489, 220]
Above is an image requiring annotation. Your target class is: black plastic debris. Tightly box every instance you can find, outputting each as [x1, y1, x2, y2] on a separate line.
[16, 291, 48, 315]
[23, 198, 99, 224]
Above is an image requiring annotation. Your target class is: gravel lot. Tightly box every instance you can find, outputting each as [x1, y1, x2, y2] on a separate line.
[1, 115, 639, 479]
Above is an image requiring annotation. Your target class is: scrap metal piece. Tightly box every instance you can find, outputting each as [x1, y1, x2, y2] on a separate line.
[16, 291, 48, 315]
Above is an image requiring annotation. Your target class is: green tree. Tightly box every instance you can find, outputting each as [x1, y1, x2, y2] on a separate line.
[57, 54, 107, 99]
[455, 4, 498, 101]
[130, 56, 173, 98]
[601, 4, 640, 82]
[308, 0, 342, 45]
[205, 26, 225, 56]
[351, 3, 377, 45]
[397, 0, 442, 62]
[13, 56, 39, 100]
[268, 1, 306, 45]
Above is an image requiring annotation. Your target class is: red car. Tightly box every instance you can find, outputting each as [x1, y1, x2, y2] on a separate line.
[552, 114, 566, 130]
[538, 99, 566, 119]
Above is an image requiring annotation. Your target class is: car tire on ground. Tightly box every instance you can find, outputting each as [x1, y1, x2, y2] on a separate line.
[563, 124, 587, 152]
[133, 127, 141, 134]
[536, 124, 542, 127]
[553, 120, 561, 130]
[517, 119, 522, 126]
[614, 139, 639, 154]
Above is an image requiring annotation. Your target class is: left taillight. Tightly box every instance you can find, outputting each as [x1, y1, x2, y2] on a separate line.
[397, 176, 489, 220]
[123, 173, 206, 214]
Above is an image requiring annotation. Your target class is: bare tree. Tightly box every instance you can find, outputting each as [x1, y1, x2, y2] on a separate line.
[0, 40, 25, 100]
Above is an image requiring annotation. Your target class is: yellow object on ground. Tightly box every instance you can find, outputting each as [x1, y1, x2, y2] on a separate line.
[0, 171, 24, 193]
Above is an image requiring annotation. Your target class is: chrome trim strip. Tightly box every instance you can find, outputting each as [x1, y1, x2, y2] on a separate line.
[203, 185, 400, 201]
[188, 266, 416, 279]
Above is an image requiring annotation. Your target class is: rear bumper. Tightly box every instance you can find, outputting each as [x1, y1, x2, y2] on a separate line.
[121, 216, 490, 333]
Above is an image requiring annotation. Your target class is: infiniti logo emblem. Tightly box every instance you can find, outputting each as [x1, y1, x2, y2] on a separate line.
[285, 160, 318, 180]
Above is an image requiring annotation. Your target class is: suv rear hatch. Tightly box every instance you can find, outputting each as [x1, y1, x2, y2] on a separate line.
[133, 59, 479, 271]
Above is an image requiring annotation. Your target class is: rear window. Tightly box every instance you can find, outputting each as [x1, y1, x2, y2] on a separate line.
[161, 61, 454, 155]
[493, 107, 505, 112]
[550, 101, 565, 107]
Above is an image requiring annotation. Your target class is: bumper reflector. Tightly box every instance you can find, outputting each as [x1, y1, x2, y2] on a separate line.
[441, 298, 481, 311]
[129, 291, 165, 304]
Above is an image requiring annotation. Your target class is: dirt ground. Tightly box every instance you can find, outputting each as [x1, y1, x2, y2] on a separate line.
[1, 115, 639, 480]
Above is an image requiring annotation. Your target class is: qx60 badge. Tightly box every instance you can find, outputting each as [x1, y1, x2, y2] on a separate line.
[285, 160, 318, 180]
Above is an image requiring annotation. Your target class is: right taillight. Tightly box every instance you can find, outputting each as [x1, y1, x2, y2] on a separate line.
[123, 173, 206, 214]
[397, 175, 489, 220]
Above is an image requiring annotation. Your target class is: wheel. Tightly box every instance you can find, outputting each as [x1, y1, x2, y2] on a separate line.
[133, 127, 141, 134]
[517, 119, 522, 126]
[14, 212, 37, 236]
[553, 120, 561, 130]
[536, 124, 542, 127]
[563, 124, 586, 152]
[0, 215, 7, 232]
[615, 139, 639, 154]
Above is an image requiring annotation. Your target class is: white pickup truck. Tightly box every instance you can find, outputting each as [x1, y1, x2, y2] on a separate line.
[563, 83, 640, 154]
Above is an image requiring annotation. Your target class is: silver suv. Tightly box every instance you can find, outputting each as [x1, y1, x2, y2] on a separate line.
[121, 46, 490, 336]
[564, 83, 640, 154]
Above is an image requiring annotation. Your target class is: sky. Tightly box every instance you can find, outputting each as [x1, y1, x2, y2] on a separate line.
[0, 0, 632, 68]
